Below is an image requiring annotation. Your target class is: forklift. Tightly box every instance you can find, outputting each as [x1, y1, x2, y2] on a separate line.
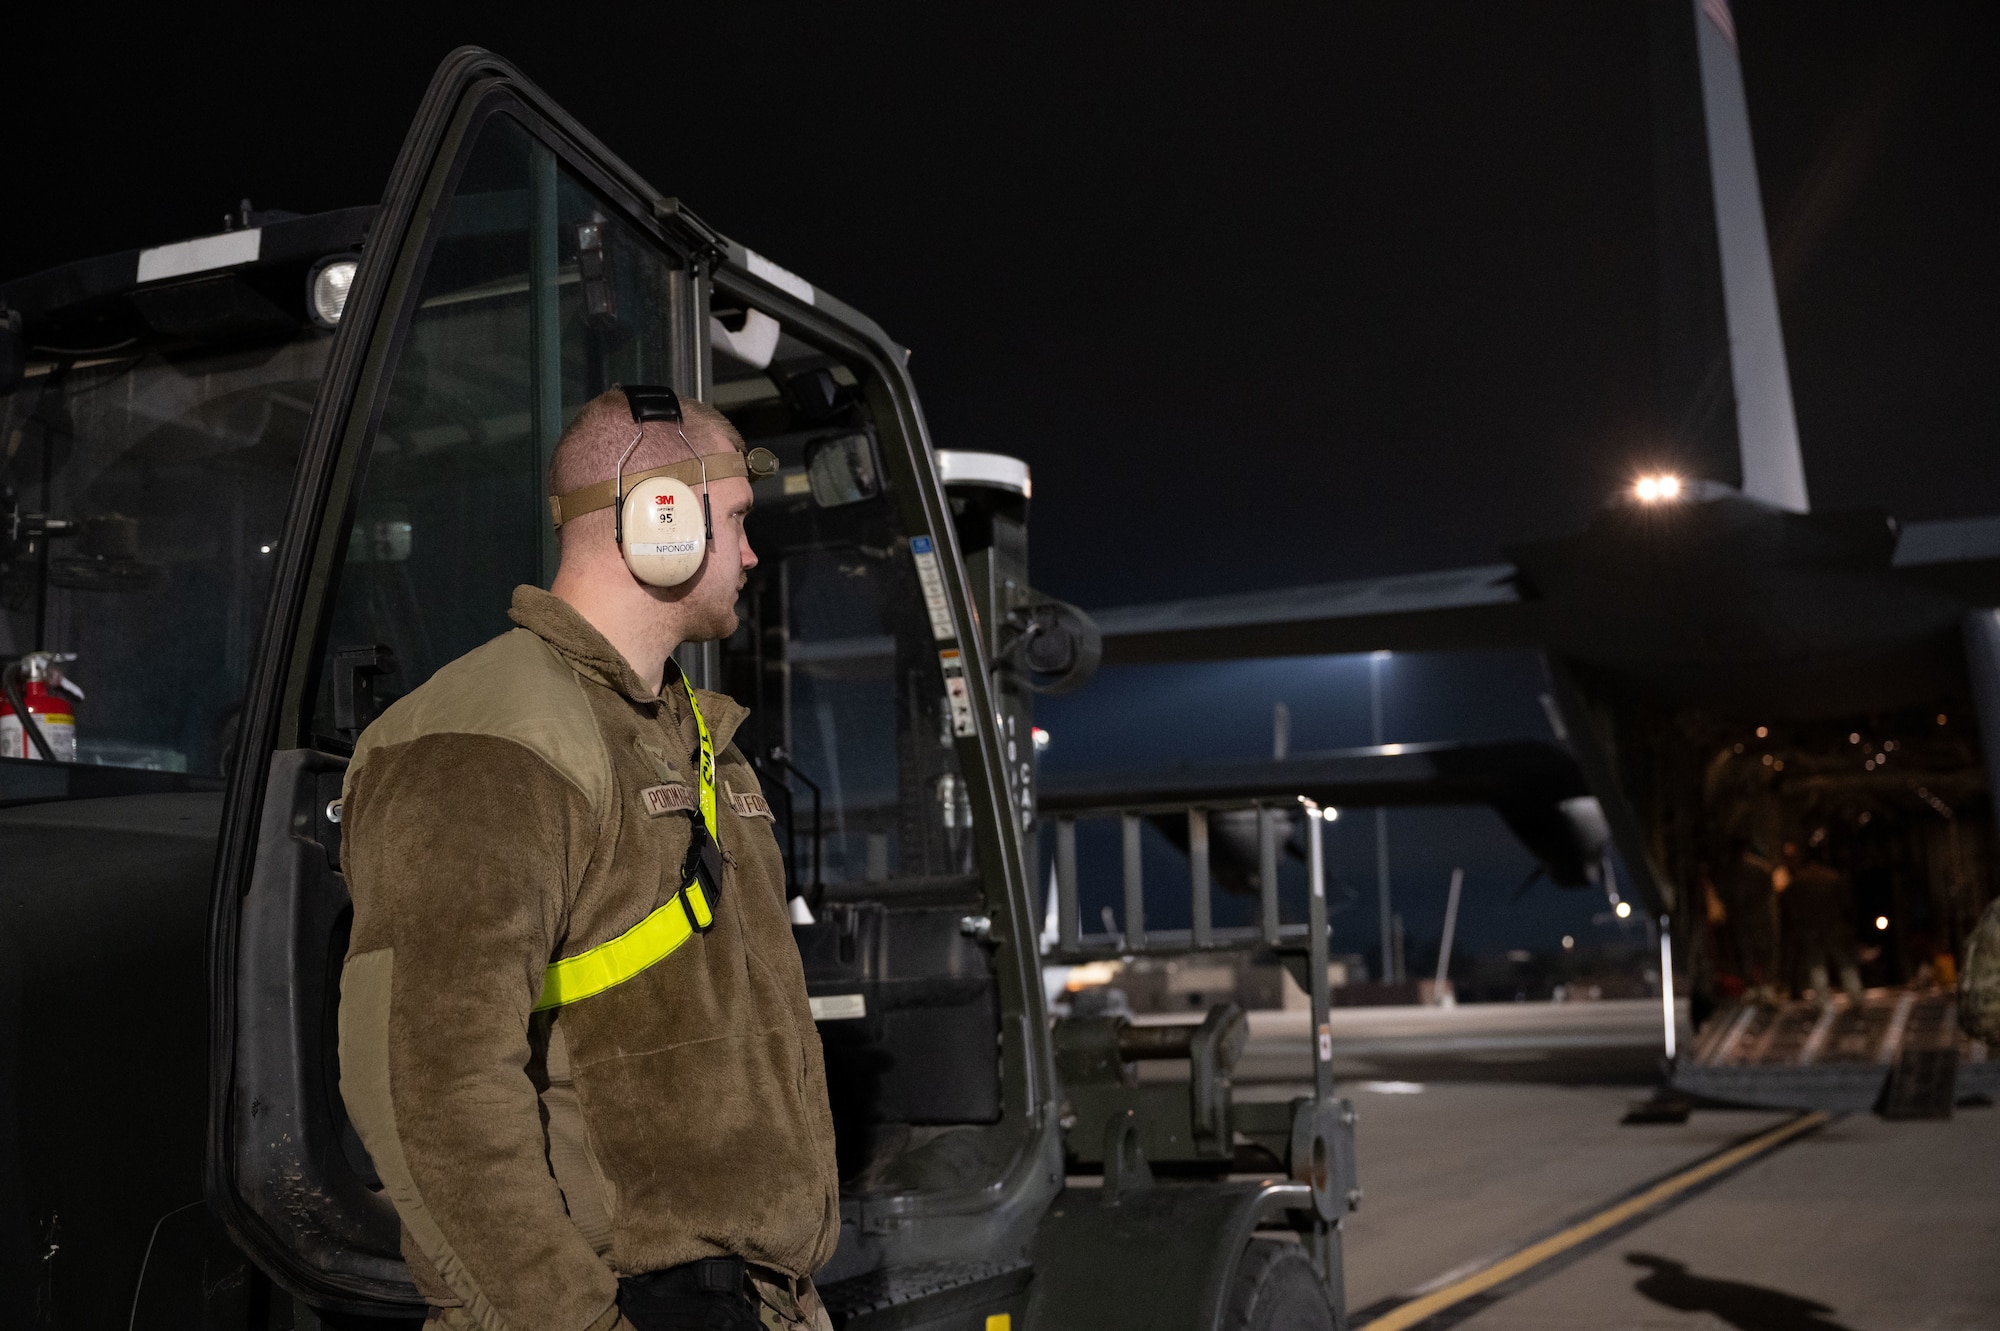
[0, 49, 1356, 1330]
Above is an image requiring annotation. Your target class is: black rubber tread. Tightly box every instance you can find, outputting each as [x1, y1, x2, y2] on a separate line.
[1219, 1239, 1336, 1331]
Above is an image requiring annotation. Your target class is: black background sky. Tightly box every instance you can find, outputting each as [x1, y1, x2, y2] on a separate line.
[6, 2, 1995, 611]
[6, 4, 1995, 962]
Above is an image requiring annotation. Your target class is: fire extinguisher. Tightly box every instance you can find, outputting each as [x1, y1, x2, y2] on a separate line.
[0, 651, 79, 763]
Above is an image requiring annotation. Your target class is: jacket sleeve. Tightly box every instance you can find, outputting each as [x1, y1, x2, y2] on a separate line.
[337, 732, 624, 1331]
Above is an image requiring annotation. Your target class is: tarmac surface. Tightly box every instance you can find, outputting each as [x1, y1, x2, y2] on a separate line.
[1216, 1015, 2000, 1319]
[1333, 1081, 1999, 1329]
[1162, 1002, 2000, 1328]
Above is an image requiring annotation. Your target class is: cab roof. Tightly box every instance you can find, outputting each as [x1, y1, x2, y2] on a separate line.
[2, 205, 374, 354]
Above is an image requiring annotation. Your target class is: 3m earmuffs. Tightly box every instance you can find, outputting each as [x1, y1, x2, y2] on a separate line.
[546, 385, 777, 588]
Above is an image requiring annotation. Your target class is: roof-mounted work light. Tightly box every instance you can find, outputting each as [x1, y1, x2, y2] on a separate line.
[309, 256, 359, 328]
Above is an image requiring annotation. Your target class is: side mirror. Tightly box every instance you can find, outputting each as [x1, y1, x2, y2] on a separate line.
[0, 307, 23, 394]
[804, 431, 881, 507]
[1004, 598, 1101, 694]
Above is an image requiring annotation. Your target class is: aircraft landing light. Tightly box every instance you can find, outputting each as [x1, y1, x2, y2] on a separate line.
[1633, 472, 1684, 503]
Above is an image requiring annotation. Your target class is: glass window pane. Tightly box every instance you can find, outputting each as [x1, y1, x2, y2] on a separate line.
[312, 112, 683, 741]
[1, 337, 330, 775]
[719, 359, 973, 896]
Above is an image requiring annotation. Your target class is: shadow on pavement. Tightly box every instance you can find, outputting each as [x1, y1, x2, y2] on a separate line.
[1626, 1254, 1857, 1331]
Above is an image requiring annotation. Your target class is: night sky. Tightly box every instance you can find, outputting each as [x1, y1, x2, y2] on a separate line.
[7, 3, 1995, 963]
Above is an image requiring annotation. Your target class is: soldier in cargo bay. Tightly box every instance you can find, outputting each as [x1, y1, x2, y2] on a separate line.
[336, 384, 837, 1331]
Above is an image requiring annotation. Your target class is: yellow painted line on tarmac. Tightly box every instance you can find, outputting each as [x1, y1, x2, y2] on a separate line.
[1362, 1111, 1832, 1331]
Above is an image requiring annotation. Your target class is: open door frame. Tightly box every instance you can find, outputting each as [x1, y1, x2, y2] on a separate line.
[201, 47, 725, 1312]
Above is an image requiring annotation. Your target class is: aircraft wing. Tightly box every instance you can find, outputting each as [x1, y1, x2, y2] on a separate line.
[1091, 512, 2000, 674]
[1038, 740, 1603, 888]
[1037, 740, 1581, 813]
[1892, 515, 2000, 606]
[1091, 563, 1542, 666]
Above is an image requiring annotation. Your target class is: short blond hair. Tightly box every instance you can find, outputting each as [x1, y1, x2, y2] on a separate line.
[546, 387, 747, 501]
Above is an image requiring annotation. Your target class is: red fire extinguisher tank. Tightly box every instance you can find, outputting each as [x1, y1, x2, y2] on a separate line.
[1, 653, 77, 762]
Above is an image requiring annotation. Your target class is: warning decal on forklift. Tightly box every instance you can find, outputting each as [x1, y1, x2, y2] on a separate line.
[939, 649, 977, 737]
[911, 536, 956, 640]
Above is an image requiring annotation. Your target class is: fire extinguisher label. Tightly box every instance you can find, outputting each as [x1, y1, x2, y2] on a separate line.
[1, 711, 77, 762]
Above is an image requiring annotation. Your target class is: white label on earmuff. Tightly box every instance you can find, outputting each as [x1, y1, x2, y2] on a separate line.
[910, 536, 955, 641]
[622, 477, 706, 587]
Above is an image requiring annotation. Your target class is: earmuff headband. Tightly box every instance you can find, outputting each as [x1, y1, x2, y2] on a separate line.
[548, 449, 775, 530]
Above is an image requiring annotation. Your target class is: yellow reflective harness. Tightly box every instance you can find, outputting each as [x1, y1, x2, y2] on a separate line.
[533, 675, 719, 1012]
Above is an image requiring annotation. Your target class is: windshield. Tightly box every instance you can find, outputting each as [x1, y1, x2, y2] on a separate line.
[310, 113, 683, 738]
[717, 360, 977, 900]
[1, 336, 329, 779]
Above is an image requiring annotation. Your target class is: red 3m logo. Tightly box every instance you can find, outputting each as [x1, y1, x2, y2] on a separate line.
[654, 494, 674, 505]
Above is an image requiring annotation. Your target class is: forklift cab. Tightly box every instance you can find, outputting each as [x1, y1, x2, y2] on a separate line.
[201, 49, 1057, 1320]
[3, 48, 1349, 1331]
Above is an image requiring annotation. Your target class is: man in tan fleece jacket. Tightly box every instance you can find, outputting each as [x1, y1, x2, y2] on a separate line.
[338, 388, 839, 1331]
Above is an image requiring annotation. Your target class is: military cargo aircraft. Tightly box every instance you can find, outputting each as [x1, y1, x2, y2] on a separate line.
[1077, 0, 2000, 1111]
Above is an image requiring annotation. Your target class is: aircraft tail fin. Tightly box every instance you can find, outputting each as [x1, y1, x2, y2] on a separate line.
[1655, 0, 1809, 511]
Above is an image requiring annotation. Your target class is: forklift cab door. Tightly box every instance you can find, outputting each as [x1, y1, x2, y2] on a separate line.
[206, 49, 1047, 1315]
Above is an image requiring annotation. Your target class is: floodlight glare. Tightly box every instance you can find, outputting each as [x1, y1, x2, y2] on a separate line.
[1614, 900, 1633, 919]
[1633, 473, 1683, 504]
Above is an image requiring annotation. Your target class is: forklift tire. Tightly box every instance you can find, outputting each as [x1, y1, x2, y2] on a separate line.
[1220, 1240, 1336, 1331]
